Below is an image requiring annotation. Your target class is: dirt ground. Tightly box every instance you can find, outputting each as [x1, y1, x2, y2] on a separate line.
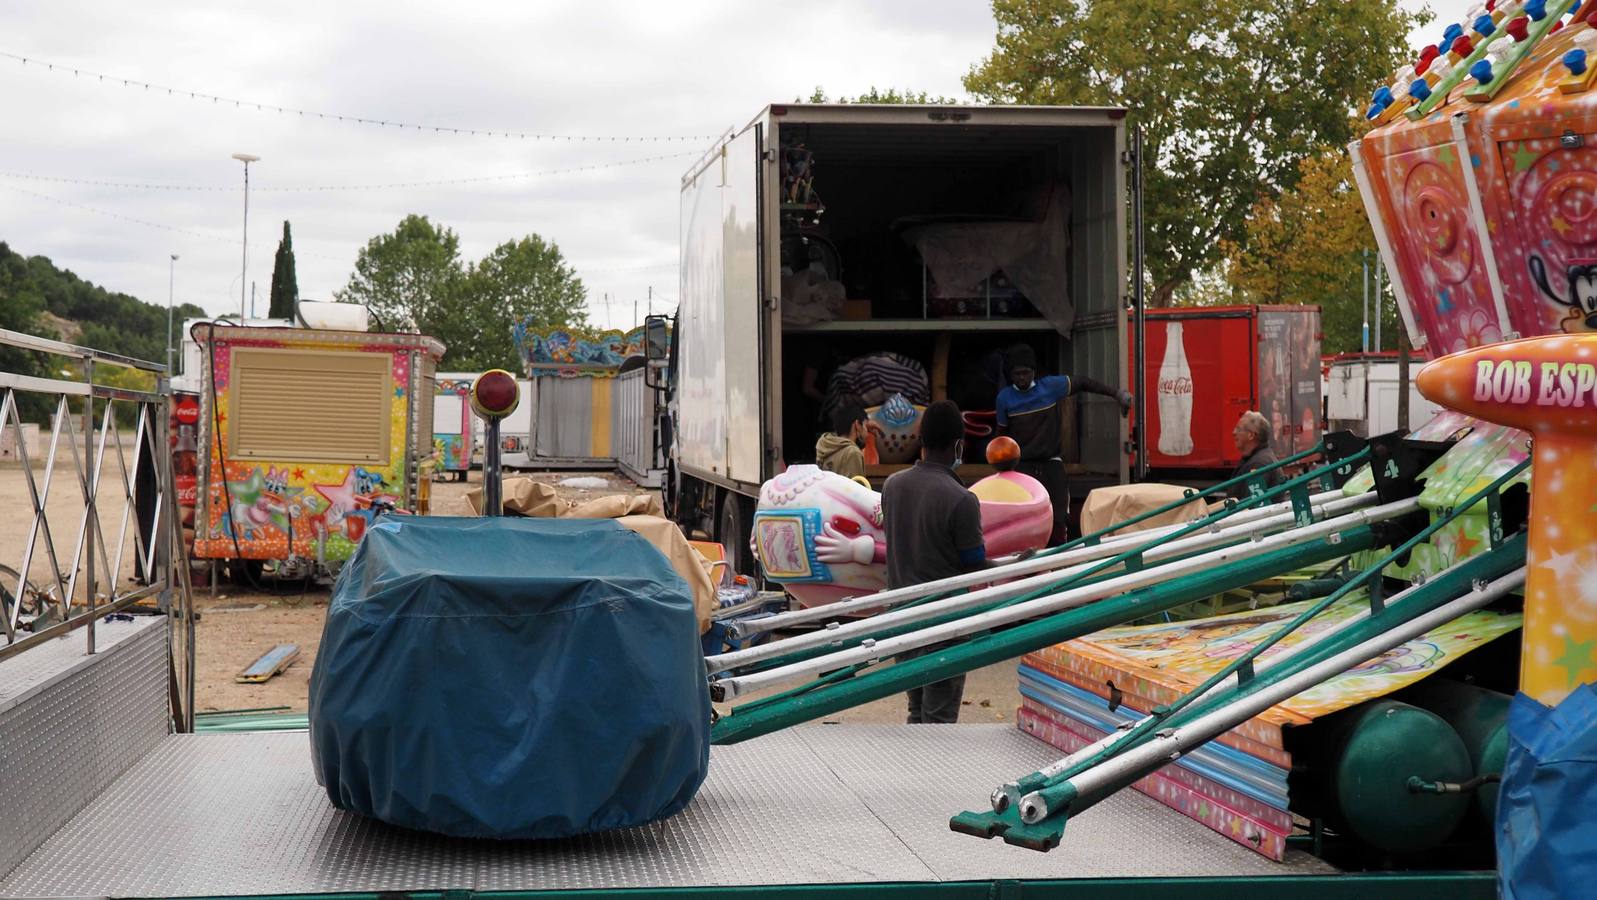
[0, 457, 1020, 721]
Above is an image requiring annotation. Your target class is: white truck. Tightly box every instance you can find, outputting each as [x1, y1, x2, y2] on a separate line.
[1324, 352, 1437, 437]
[655, 103, 1135, 574]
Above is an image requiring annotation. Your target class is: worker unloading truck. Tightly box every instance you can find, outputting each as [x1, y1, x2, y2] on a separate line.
[996, 344, 1132, 544]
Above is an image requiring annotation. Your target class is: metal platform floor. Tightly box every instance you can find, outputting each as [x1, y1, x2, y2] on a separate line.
[1, 724, 1331, 898]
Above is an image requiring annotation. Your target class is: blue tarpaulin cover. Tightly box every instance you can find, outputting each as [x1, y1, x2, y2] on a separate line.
[308, 515, 711, 839]
[1498, 685, 1597, 899]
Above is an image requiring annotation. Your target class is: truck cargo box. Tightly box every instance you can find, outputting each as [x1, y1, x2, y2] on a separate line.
[672, 104, 1130, 572]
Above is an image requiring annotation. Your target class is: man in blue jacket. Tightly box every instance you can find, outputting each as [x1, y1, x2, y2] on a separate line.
[996, 344, 1132, 545]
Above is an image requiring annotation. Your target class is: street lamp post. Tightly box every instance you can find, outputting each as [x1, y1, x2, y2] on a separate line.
[231, 153, 260, 320]
[166, 254, 179, 375]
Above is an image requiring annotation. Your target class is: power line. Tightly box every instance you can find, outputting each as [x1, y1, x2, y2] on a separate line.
[0, 150, 701, 194]
[1, 50, 718, 143]
[2, 184, 346, 262]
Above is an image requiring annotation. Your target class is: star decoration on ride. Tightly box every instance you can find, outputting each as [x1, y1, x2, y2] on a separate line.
[1553, 635, 1597, 687]
[315, 471, 361, 527]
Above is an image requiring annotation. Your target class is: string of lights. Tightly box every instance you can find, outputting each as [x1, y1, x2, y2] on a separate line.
[2, 50, 719, 143]
[0, 150, 701, 194]
[2, 184, 347, 262]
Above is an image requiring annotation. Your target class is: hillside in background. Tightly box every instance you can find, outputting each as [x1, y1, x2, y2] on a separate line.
[0, 241, 207, 421]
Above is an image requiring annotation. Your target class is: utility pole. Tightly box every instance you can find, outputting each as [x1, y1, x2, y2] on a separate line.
[231, 153, 260, 320]
[1397, 327, 1411, 431]
[1373, 256, 1383, 353]
[1361, 249, 1370, 354]
[166, 254, 179, 376]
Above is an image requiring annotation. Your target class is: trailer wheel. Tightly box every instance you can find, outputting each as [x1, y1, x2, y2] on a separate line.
[717, 490, 757, 579]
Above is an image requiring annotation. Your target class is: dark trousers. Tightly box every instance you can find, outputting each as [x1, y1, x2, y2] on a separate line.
[1016, 457, 1071, 545]
[898, 644, 966, 724]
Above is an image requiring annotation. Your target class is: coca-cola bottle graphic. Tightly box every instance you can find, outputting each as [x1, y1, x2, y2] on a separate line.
[1157, 322, 1195, 456]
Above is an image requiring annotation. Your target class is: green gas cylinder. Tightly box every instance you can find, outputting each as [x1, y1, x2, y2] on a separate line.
[1402, 679, 1511, 825]
[1291, 699, 1472, 855]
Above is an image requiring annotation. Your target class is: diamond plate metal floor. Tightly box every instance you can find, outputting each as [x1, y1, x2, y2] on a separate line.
[0, 724, 1331, 898]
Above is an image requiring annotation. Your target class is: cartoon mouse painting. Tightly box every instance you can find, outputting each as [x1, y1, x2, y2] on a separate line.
[1529, 255, 1597, 333]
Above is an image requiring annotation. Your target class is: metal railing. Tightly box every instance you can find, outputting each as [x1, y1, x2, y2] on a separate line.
[0, 327, 196, 730]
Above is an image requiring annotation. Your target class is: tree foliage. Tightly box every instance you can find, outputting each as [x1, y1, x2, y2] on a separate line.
[459, 235, 588, 371]
[0, 241, 205, 421]
[964, 0, 1424, 305]
[268, 221, 298, 319]
[802, 86, 958, 104]
[336, 216, 588, 370]
[336, 214, 465, 340]
[1219, 150, 1401, 354]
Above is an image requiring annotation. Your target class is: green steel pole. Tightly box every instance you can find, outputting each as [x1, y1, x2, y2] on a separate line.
[999, 458, 1531, 805]
[711, 526, 1374, 745]
[961, 536, 1525, 851]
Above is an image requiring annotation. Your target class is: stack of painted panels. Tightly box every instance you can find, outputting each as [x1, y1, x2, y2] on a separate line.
[1018, 594, 1520, 859]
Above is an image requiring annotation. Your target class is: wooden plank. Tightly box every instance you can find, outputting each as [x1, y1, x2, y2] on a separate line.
[235, 643, 300, 683]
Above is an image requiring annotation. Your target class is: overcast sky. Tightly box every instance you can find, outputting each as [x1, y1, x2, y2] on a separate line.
[2, 1, 1469, 338]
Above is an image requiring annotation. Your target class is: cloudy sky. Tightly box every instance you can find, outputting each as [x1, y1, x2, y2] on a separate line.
[2, 1, 1468, 336]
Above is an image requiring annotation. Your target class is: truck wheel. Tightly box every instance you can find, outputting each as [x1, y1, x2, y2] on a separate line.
[717, 490, 757, 578]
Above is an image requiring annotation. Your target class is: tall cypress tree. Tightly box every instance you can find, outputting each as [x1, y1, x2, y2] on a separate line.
[268, 221, 298, 319]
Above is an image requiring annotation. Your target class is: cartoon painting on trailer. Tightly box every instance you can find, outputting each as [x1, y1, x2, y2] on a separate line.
[512, 322, 671, 377]
[191, 332, 433, 565]
[433, 376, 473, 473]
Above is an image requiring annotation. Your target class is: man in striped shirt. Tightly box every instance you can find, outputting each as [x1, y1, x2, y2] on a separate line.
[995, 344, 1132, 545]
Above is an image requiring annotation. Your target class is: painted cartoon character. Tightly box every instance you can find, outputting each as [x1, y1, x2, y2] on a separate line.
[354, 467, 385, 496]
[751, 464, 1052, 609]
[224, 466, 288, 540]
[1343, 639, 1444, 677]
[1529, 256, 1597, 334]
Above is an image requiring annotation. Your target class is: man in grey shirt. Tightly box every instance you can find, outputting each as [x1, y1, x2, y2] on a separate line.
[1226, 410, 1284, 501]
[882, 400, 987, 724]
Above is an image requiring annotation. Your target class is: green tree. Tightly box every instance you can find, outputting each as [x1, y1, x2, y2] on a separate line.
[964, 0, 1424, 306]
[268, 221, 298, 319]
[1220, 150, 1400, 354]
[0, 242, 206, 423]
[336, 214, 465, 341]
[803, 86, 958, 104]
[457, 236, 588, 371]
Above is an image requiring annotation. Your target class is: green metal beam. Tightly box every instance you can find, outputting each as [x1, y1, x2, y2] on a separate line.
[992, 461, 1530, 812]
[711, 527, 1374, 745]
[957, 533, 1525, 851]
[192, 871, 1495, 900]
[730, 449, 1370, 679]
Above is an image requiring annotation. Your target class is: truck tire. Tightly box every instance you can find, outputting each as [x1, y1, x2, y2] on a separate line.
[717, 489, 757, 578]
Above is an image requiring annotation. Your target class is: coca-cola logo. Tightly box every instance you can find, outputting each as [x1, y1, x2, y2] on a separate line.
[174, 398, 200, 425]
[1157, 376, 1193, 395]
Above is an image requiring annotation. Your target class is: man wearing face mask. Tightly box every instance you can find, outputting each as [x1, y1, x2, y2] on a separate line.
[996, 344, 1132, 545]
[814, 403, 883, 480]
[882, 400, 988, 723]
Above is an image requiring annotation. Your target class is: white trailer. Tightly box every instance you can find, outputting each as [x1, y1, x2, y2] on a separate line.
[664, 104, 1133, 574]
[1324, 352, 1438, 437]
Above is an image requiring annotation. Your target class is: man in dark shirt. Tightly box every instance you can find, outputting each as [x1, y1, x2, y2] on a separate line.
[995, 344, 1132, 545]
[882, 400, 986, 724]
[1226, 410, 1284, 501]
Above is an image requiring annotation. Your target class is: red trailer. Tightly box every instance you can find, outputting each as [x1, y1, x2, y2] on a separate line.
[1131, 305, 1321, 476]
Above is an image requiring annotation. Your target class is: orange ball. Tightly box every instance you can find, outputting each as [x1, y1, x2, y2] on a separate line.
[986, 435, 1021, 469]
